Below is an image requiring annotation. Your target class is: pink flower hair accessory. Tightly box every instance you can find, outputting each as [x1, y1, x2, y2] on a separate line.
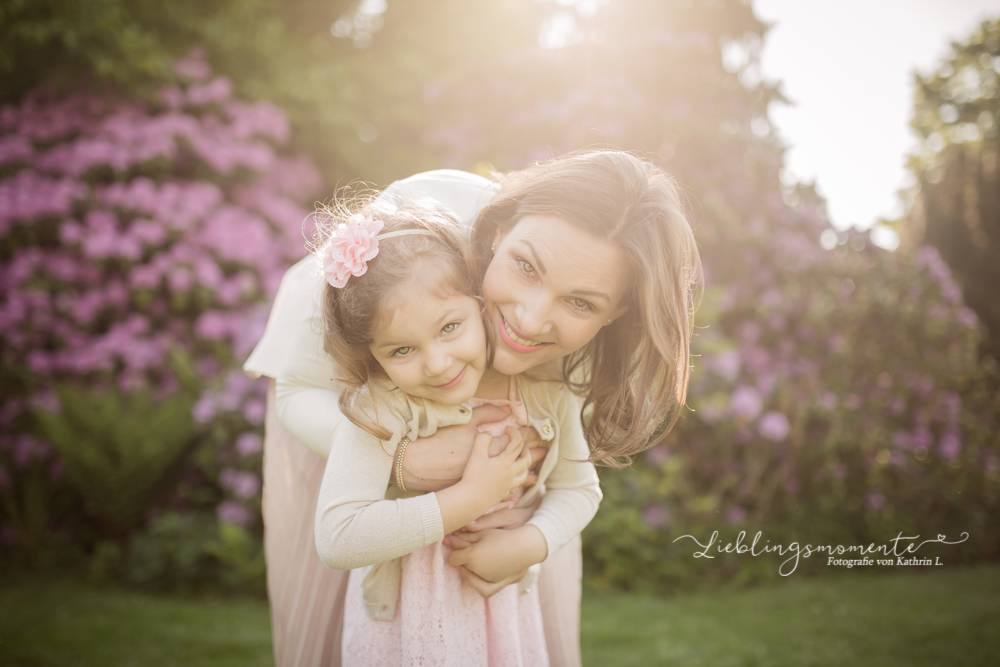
[322, 213, 436, 288]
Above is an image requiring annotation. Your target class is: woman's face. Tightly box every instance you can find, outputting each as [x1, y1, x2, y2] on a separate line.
[483, 214, 631, 376]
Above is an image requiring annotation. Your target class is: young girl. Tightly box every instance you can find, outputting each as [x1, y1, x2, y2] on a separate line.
[313, 201, 602, 667]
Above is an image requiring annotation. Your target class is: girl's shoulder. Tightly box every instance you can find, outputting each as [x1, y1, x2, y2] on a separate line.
[358, 380, 475, 441]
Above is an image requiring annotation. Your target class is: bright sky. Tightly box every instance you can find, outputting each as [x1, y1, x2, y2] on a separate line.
[755, 0, 1000, 231]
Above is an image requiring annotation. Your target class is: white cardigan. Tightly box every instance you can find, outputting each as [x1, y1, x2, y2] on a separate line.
[313, 377, 600, 620]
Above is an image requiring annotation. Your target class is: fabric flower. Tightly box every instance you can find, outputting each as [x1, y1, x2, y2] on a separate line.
[323, 214, 384, 288]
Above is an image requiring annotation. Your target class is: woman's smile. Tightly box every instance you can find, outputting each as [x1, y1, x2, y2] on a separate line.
[497, 310, 551, 352]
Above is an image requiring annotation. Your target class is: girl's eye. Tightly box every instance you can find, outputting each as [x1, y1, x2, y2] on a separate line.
[391, 346, 413, 357]
[569, 298, 594, 313]
[517, 259, 536, 277]
[441, 322, 459, 335]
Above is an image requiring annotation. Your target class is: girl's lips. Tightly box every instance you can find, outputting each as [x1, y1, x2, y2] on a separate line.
[498, 311, 551, 354]
[434, 365, 467, 390]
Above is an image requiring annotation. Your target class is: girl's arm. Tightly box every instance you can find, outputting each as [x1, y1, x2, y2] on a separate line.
[315, 421, 529, 571]
[448, 390, 602, 584]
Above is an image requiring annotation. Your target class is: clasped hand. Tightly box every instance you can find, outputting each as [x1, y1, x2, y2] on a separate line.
[445, 495, 548, 598]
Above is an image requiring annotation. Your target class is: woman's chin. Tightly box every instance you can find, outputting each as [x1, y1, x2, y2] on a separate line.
[492, 344, 549, 376]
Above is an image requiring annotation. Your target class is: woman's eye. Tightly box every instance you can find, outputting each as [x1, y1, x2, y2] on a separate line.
[441, 322, 459, 335]
[570, 298, 594, 313]
[517, 259, 536, 276]
[392, 346, 413, 357]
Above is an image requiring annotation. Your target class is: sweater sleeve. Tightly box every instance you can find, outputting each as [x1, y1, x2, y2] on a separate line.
[314, 417, 445, 570]
[526, 390, 602, 560]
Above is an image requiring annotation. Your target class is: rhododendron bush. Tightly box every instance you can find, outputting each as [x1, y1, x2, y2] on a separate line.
[0, 54, 320, 584]
[419, 1, 1000, 589]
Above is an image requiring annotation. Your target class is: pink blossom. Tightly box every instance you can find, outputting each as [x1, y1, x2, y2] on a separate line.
[219, 469, 261, 500]
[956, 307, 978, 328]
[646, 444, 670, 466]
[0, 135, 32, 166]
[13, 435, 52, 467]
[235, 433, 263, 457]
[730, 385, 763, 421]
[30, 390, 60, 413]
[938, 431, 962, 460]
[758, 410, 790, 441]
[187, 77, 233, 106]
[642, 503, 670, 528]
[707, 349, 741, 381]
[216, 500, 253, 527]
[173, 48, 212, 81]
[243, 399, 265, 425]
[195, 311, 234, 341]
[866, 492, 885, 510]
[192, 396, 217, 424]
[724, 506, 746, 524]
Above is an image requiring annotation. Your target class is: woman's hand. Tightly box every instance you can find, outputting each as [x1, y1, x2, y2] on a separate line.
[457, 566, 528, 599]
[447, 525, 548, 584]
[398, 406, 546, 492]
[445, 491, 543, 549]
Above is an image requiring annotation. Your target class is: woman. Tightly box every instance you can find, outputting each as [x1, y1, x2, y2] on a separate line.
[245, 151, 700, 667]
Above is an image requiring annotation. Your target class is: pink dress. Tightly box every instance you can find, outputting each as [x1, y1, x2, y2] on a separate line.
[341, 388, 549, 667]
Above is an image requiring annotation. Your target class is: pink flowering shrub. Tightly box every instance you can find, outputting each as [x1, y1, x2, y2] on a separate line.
[421, 5, 1000, 589]
[0, 52, 321, 576]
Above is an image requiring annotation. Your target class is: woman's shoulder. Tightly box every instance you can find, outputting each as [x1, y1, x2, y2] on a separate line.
[377, 170, 499, 228]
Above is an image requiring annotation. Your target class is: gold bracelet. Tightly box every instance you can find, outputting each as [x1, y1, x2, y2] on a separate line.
[395, 436, 411, 492]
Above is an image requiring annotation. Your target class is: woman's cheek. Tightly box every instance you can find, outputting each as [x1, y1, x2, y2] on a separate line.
[480, 260, 508, 310]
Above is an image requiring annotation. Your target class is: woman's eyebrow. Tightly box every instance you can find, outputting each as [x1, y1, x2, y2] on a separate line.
[519, 240, 547, 275]
[571, 289, 611, 303]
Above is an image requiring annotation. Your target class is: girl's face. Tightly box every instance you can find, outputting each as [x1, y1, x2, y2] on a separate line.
[368, 276, 486, 405]
[483, 214, 631, 376]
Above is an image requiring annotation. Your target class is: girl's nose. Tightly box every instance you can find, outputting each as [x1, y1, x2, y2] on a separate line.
[424, 346, 452, 377]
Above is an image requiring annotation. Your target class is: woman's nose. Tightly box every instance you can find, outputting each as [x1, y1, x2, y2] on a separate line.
[515, 290, 554, 337]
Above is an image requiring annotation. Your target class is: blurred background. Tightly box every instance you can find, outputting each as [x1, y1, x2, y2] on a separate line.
[1, 0, 998, 664]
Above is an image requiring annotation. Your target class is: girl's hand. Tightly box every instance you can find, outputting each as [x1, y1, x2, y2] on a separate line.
[460, 427, 528, 508]
[397, 405, 514, 491]
[457, 566, 528, 599]
[435, 427, 530, 534]
[447, 525, 548, 583]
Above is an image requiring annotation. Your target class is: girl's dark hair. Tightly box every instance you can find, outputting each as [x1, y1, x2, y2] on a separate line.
[321, 199, 485, 439]
[472, 151, 701, 466]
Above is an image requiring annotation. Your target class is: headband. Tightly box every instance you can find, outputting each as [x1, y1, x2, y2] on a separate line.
[323, 213, 437, 288]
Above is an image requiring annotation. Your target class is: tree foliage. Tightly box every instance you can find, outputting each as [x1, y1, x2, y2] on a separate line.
[905, 18, 1000, 361]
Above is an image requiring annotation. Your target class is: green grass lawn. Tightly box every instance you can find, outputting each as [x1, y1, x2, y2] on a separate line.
[1, 565, 997, 666]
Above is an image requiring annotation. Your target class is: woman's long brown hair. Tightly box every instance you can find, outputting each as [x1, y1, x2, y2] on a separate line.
[472, 151, 701, 466]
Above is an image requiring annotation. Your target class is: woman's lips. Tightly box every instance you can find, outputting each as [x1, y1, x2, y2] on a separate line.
[498, 312, 550, 353]
[434, 365, 467, 390]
